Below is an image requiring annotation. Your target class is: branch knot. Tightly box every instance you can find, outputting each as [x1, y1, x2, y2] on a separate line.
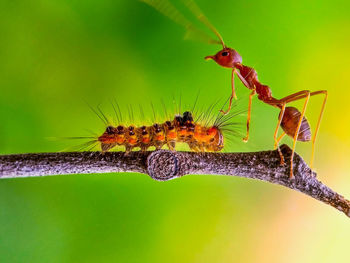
[147, 150, 182, 181]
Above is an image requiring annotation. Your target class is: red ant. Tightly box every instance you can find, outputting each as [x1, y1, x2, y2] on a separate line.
[141, 0, 328, 177]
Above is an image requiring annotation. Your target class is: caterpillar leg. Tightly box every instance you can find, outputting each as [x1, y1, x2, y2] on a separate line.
[167, 141, 176, 151]
[101, 143, 117, 153]
[125, 145, 133, 155]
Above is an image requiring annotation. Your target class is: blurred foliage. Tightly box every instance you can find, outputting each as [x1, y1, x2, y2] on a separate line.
[0, 0, 350, 262]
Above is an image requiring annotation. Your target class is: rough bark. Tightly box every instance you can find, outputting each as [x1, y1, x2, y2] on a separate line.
[0, 144, 349, 217]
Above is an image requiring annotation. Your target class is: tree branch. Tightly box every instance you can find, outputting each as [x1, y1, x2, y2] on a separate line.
[0, 144, 349, 217]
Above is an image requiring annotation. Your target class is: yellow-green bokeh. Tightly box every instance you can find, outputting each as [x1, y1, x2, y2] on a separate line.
[0, 0, 350, 262]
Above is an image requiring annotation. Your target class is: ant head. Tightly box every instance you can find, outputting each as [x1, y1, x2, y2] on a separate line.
[205, 47, 242, 68]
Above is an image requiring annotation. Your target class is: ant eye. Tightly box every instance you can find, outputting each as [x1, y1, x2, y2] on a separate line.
[221, 51, 229, 56]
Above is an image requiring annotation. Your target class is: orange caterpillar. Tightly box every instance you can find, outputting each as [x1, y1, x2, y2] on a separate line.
[99, 111, 222, 153]
[95, 109, 241, 153]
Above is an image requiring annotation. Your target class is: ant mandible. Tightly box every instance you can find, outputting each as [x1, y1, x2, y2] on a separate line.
[141, 0, 328, 178]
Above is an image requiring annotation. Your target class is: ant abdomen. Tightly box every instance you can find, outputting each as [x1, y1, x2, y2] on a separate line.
[280, 107, 311, 142]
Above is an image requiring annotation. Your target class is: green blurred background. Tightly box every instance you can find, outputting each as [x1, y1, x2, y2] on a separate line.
[1, 0, 350, 262]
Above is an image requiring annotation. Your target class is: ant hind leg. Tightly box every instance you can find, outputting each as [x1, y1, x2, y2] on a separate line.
[310, 91, 328, 170]
[278, 90, 327, 175]
[288, 92, 311, 178]
[273, 103, 286, 164]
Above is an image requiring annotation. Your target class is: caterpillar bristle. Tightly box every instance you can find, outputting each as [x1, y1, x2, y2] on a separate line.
[60, 139, 99, 152]
[87, 103, 107, 125]
[68, 98, 245, 153]
[110, 100, 121, 124]
[96, 103, 243, 153]
[97, 105, 110, 125]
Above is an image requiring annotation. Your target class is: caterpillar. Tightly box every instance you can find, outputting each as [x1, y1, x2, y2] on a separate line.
[75, 102, 244, 153]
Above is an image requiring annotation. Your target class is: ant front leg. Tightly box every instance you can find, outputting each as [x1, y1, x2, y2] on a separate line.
[221, 67, 253, 115]
[243, 89, 256, 142]
[235, 69, 251, 89]
[220, 68, 237, 115]
[231, 68, 237, 100]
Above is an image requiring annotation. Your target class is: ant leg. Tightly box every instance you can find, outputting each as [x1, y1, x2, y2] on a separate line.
[220, 69, 237, 115]
[275, 132, 286, 146]
[274, 132, 286, 165]
[289, 92, 311, 178]
[235, 69, 251, 89]
[273, 103, 286, 149]
[278, 90, 328, 171]
[278, 90, 310, 103]
[310, 90, 328, 169]
[232, 68, 237, 100]
[273, 103, 287, 165]
[243, 89, 256, 142]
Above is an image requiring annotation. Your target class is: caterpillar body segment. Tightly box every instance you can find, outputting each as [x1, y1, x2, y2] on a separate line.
[98, 111, 226, 153]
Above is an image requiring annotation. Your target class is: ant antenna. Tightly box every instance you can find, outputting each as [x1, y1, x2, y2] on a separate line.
[182, 0, 225, 48]
[141, 0, 222, 45]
